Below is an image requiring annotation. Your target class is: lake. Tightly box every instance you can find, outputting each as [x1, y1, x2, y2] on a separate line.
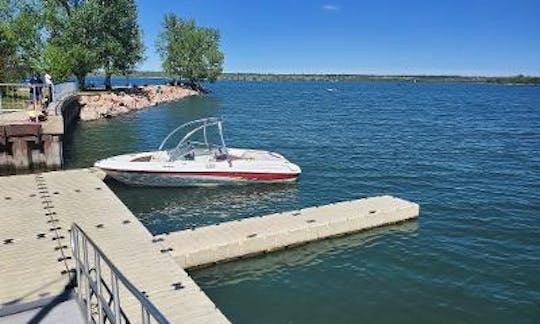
[66, 79, 540, 323]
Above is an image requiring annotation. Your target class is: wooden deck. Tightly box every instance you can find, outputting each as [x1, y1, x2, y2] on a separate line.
[0, 169, 229, 323]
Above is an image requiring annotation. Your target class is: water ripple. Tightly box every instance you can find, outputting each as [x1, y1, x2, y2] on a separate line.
[65, 80, 540, 324]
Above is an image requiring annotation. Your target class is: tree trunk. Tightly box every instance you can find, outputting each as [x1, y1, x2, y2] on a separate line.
[189, 80, 207, 94]
[104, 73, 112, 91]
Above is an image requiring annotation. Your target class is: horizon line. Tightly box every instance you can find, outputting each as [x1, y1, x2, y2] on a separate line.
[132, 71, 540, 78]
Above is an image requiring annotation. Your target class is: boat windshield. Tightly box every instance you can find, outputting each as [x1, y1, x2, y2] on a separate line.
[158, 117, 228, 161]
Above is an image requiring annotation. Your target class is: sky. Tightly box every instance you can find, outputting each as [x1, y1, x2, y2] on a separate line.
[136, 0, 540, 76]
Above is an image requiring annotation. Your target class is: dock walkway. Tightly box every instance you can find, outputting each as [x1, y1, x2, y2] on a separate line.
[159, 196, 419, 269]
[1, 169, 419, 323]
[0, 169, 228, 323]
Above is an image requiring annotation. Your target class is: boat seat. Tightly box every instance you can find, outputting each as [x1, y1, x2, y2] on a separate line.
[150, 151, 171, 162]
[131, 155, 152, 162]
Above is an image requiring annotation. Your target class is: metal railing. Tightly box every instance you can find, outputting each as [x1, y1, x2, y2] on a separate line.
[70, 224, 169, 324]
[0, 83, 41, 112]
[0, 82, 77, 113]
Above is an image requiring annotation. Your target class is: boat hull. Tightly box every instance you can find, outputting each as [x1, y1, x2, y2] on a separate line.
[103, 169, 300, 187]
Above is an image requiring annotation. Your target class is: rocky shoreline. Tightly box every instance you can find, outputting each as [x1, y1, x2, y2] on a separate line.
[78, 85, 198, 121]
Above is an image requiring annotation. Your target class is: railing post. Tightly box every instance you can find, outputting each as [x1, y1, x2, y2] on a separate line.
[70, 224, 169, 324]
[72, 229, 82, 302]
[95, 250, 104, 323]
[112, 273, 121, 323]
[83, 236, 92, 323]
[142, 306, 150, 324]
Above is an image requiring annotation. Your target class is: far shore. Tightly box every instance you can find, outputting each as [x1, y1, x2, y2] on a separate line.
[94, 72, 540, 84]
[78, 85, 198, 121]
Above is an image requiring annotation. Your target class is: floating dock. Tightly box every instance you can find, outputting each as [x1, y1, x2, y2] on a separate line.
[0, 169, 228, 323]
[159, 196, 419, 269]
[0, 169, 419, 322]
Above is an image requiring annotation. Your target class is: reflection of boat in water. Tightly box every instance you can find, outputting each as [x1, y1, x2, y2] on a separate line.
[95, 117, 302, 186]
[108, 182, 300, 226]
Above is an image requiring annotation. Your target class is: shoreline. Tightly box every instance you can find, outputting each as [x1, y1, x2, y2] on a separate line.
[78, 85, 198, 121]
[92, 72, 540, 84]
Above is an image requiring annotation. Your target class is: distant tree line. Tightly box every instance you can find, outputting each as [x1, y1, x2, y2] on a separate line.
[117, 72, 540, 85]
[0, 1, 223, 89]
[217, 73, 540, 84]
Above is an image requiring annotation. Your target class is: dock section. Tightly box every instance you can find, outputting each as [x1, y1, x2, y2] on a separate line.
[160, 196, 419, 269]
[1, 168, 420, 322]
[0, 169, 229, 323]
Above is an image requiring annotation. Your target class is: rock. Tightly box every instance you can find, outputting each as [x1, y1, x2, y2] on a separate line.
[80, 108, 99, 121]
[77, 85, 200, 120]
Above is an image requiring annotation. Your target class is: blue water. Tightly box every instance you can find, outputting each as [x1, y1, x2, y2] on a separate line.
[65, 80, 540, 323]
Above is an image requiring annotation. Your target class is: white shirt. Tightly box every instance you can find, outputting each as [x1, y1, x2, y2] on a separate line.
[44, 73, 53, 85]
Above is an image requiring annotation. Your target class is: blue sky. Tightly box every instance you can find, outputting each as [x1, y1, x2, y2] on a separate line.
[136, 0, 540, 76]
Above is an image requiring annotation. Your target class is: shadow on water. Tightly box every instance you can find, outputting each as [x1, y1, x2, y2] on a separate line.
[191, 221, 419, 288]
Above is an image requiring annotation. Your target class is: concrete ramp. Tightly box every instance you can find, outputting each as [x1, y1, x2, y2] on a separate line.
[159, 196, 419, 269]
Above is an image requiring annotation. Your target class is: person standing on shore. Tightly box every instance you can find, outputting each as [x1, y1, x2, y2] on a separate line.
[27, 74, 42, 121]
[28, 73, 41, 107]
[44, 73, 53, 103]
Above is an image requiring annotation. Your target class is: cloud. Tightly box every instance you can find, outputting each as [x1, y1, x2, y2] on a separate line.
[322, 4, 340, 12]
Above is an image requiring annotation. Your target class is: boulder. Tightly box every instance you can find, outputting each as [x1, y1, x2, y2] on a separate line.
[76, 85, 200, 121]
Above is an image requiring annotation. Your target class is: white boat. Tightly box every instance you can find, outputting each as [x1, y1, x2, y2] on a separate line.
[94, 117, 301, 186]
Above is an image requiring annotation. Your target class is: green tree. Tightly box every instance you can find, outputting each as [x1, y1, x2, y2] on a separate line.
[43, 0, 100, 86]
[1, 0, 145, 86]
[42, 44, 73, 82]
[0, 21, 19, 81]
[156, 14, 224, 89]
[43, 0, 143, 88]
[0, 0, 43, 81]
[98, 0, 144, 90]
